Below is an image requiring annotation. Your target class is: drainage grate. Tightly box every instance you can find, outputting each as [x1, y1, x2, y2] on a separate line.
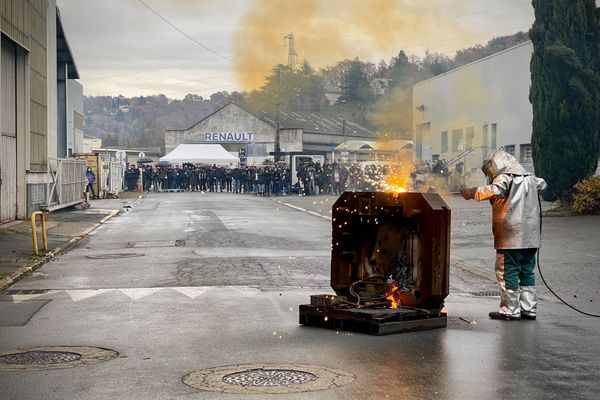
[222, 369, 317, 387]
[0, 351, 81, 365]
[469, 291, 500, 297]
[4, 289, 50, 295]
[86, 253, 144, 259]
[126, 240, 185, 248]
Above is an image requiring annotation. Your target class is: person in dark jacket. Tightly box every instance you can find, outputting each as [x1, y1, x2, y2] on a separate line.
[85, 167, 96, 200]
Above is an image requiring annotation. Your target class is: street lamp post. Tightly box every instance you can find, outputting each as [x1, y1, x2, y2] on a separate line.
[340, 118, 349, 162]
[274, 69, 281, 162]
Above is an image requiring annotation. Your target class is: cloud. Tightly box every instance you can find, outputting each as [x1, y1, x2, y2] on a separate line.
[56, 0, 533, 98]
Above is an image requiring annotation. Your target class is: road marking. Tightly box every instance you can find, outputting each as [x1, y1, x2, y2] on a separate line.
[273, 200, 332, 221]
[119, 288, 162, 300]
[66, 289, 111, 302]
[5, 286, 330, 303]
[171, 287, 210, 299]
[11, 290, 61, 303]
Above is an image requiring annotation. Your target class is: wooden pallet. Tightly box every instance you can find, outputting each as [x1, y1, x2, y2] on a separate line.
[299, 304, 447, 336]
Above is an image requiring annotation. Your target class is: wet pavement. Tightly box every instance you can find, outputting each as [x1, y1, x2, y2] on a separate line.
[0, 191, 598, 399]
[273, 193, 600, 309]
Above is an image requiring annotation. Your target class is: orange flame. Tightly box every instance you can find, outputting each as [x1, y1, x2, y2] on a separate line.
[386, 294, 398, 309]
[385, 283, 400, 309]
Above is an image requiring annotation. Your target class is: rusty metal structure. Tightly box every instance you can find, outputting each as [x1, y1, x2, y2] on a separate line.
[300, 192, 451, 335]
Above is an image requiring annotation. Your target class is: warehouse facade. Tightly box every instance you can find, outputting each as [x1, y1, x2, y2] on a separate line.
[165, 103, 378, 165]
[412, 41, 534, 184]
[1, 0, 84, 223]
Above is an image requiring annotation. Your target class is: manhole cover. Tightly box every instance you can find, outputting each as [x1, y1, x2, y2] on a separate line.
[222, 369, 317, 387]
[0, 347, 118, 371]
[86, 253, 144, 259]
[0, 351, 81, 365]
[469, 291, 500, 297]
[183, 363, 355, 394]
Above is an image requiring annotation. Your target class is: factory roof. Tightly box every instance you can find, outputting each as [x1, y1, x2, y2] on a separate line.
[264, 110, 378, 139]
[167, 103, 378, 140]
[334, 139, 412, 151]
[56, 9, 79, 79]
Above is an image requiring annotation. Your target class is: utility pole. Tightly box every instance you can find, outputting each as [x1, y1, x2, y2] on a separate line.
[283, 33, 297, 70]
[342, 119, 347, 151]
[274, 69, 281, 162]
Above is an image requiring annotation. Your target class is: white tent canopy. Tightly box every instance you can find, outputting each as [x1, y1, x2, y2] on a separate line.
[160, 144, 239, 165]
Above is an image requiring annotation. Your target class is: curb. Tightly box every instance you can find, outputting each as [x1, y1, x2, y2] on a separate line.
[0, 209, 120, 293]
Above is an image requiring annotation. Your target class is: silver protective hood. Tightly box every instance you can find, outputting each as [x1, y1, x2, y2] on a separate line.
[474, 147, 547, 249]
[482, 148, 529, 179]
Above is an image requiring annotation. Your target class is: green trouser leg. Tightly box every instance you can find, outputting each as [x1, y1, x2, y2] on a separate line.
[495, 249, 536, 317]
[498, 249, 537, 290]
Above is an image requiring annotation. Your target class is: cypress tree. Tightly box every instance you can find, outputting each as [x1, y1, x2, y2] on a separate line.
[529, 0, 600, 202]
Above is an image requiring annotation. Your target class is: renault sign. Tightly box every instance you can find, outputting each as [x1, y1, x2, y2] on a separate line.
[203, 132, 255, 142]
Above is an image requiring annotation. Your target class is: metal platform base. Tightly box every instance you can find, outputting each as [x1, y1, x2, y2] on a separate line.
[299, 304, 447, 336]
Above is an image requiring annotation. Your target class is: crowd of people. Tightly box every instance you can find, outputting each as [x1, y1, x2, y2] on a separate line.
[122, 161, 444, 196]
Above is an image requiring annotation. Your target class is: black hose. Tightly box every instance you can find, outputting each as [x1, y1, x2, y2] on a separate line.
[537, 195, 600, 317]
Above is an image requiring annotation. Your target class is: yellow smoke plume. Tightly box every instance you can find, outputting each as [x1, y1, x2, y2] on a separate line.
[233, 0, 472, 90]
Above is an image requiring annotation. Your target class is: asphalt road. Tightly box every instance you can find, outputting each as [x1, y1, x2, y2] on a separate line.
[0, 192, 599, 400]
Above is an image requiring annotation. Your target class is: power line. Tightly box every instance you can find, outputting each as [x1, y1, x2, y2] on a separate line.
[304, 24, 532, 67]
[92, 71, 239, 97]
[88, 24, 530, 97]
[299, 0, 531, 46]
[85, 57, 223, 81]
[136, 0, 266, 73]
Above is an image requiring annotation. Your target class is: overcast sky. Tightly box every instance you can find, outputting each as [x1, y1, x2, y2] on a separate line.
[56, 0, 536, 99]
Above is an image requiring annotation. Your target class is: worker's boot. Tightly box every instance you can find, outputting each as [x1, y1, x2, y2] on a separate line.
[519, 286, 537, 320]
[489, 289, 521, 320]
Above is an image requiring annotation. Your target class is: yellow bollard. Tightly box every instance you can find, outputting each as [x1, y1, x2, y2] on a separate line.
[31, 211, 48, 256]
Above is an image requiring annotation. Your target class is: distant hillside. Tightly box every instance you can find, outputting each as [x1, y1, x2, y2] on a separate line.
[83, 92, 236, 151]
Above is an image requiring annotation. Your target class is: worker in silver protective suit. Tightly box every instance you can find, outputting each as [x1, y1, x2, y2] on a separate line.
[460, 148, 547, 320]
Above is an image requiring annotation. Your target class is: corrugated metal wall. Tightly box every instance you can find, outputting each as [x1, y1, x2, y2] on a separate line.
[1, 1, 48, 172]
[0, 135, 17, 223]
[1, 35, 18, 223]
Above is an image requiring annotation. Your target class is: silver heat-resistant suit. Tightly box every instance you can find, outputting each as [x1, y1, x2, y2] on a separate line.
[462, 148, 547, 320]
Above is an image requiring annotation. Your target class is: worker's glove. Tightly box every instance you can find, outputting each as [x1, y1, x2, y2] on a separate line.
[460, 186, 476, 200]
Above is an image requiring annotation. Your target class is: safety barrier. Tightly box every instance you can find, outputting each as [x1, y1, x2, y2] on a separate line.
[31, 211, 48, 256]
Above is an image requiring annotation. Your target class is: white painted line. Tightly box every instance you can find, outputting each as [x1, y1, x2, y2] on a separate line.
[281, 202, 307, 212]
[66, 289, 111, 302]
[119, 288, 162, 300]
[171, 287, 211, 299]
[274, 199, 332, 220]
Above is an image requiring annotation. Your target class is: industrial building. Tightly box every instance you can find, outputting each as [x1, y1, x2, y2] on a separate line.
[412, 41, 534, 185]
[164, 103, 378, 166]
[1, 0, 84, 223]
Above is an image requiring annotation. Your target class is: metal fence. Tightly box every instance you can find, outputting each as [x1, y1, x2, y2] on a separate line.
[45, 158, 87, 210]
[106, 161, 124, 196]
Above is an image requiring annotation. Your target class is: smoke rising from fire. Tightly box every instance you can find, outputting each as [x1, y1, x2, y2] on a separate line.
[233, 0, 473, 90]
